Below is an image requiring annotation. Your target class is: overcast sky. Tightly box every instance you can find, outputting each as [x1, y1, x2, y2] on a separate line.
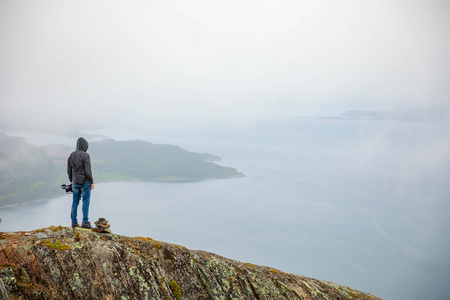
[1, 0, 449, 131]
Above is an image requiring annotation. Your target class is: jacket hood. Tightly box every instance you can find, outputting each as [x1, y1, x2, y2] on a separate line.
[76, 137, 89, 151]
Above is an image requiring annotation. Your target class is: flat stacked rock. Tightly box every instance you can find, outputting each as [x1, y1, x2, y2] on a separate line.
[92, 218, 111, 233]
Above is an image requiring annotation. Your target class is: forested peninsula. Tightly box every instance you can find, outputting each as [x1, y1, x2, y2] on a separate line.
[0, 133, 244, 207]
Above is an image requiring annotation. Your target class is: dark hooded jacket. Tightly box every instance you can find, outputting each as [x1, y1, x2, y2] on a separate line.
[67, 137, 94, 184]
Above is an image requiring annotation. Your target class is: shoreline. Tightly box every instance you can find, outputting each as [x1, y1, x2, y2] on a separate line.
[0, 193, 70, 211]
[0, 174, 245, 210]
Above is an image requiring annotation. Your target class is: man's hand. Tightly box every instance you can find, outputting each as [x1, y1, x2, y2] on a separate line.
[91, 184, 95, 190]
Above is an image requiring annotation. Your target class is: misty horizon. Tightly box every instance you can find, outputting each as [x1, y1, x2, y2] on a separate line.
[1, 0, 449, 133]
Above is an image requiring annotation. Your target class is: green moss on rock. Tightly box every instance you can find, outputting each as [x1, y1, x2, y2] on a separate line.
[0, 227, 383, 300]
[169, 280, 181, 300]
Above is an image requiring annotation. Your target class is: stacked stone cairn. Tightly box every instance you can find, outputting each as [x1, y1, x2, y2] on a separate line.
[92, 218, 111, 233]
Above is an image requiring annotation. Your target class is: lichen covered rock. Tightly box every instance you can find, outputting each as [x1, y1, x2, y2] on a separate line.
[0, 227, 382, 299]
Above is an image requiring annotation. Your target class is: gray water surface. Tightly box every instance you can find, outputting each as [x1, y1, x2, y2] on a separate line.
[1, 119, 449, 300]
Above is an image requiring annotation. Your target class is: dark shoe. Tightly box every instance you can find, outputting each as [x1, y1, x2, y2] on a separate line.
[81, 222, 92, 229]
[72, 222, 80, 228]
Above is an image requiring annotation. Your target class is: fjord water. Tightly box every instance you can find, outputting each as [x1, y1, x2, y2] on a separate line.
[1, 119, 449, 300]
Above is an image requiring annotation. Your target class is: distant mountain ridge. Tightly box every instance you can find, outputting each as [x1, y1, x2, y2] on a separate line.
[302, 107, 450, 122]
[0, 133, 244, 207]
[339, 107, 450, 121]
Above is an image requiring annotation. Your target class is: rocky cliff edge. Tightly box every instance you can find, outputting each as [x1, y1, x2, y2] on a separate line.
[0, 226, 382, 300]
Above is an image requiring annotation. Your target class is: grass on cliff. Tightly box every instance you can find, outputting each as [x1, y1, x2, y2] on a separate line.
[169, 280, 181, 300]
[42, 239, 71, 251]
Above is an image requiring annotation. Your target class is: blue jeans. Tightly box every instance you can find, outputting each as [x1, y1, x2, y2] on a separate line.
[71, 181, 91, 224]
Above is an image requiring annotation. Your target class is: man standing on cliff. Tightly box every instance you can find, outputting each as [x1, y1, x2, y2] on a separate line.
[67, 137, 94, 229]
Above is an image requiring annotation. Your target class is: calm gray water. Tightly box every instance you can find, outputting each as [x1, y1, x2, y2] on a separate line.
[1, 118, 449, 300]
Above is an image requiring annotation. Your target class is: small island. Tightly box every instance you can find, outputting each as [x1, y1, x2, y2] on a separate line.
[0, 133, 244, 207]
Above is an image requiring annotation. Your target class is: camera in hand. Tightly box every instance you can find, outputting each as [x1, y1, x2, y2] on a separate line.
[61, 184, 72, 193]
